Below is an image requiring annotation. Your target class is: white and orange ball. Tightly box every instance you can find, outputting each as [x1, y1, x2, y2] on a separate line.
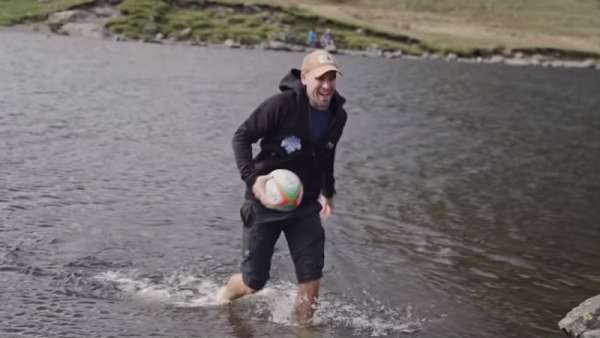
[263, 169, 303, 211]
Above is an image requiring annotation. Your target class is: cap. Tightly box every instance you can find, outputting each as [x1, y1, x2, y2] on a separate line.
[301, 49, 342, 78]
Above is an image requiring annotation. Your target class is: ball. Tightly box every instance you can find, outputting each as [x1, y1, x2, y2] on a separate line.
[263, 169, 303, 211]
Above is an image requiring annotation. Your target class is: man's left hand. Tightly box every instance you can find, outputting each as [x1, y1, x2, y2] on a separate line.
[319, 195, 333, 219]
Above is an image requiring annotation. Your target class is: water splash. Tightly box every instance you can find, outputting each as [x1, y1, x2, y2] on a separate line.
[95, 271, 424, 336]
[315, 294, 423, 336]
[95, 270, 223, 306]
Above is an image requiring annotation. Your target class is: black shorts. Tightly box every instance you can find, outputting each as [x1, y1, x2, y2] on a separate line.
[239, 200, 325, 290]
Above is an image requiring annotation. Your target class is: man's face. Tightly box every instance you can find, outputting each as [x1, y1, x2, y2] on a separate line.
[301, 70, 337, 110]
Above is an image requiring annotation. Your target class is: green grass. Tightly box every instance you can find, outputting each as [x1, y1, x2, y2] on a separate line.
[0, 0, 94, 25]
[119, 0, 169, 19]
[103, 0, 424, 51]
[105, 0, 168, 40]
[106, 1, 280, 44]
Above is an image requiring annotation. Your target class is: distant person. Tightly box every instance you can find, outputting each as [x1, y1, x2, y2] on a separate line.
[217, 49, 348, 323]
[279, 25, 291, 43]
[307, 29, 317, 47]
[320, 28, 334, 48]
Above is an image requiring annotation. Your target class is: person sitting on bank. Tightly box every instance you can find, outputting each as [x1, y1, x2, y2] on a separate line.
[320, 28, 334, 48]
[307, 29, 317, 47]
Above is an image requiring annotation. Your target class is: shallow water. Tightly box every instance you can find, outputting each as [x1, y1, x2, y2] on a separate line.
[1, 32, 599, 338]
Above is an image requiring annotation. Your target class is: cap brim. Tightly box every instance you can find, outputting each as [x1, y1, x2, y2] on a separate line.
[308, 65, 342, 78]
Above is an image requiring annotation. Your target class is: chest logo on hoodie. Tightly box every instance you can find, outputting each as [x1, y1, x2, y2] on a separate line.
[281, 135, 302, 154]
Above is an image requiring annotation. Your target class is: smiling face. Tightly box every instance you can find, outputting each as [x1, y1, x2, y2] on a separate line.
[301, 70, 337, 110]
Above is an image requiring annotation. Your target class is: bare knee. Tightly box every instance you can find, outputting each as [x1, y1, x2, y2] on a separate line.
[235, 273, 258, 290]
[245, 285, 258, 294]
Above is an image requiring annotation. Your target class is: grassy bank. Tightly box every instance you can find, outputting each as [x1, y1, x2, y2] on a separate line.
[1, 0, 599, 59]
[231, 0, 600, 56]
[104, 0, 425, 53]
[0, 0, 94, 25]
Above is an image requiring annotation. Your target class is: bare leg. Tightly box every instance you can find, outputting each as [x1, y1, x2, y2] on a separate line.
[218, 273, 256, 303]
[295, 279, 320, 323]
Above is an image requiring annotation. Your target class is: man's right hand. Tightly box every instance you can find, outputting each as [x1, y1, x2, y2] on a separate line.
[252, 175, 275, 209]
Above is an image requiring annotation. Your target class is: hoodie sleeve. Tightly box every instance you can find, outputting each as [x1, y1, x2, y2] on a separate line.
[232, 95, 281, 188]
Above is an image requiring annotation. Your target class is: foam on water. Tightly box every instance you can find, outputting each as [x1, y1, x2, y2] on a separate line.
[95, 270, 423, 337]
[95, 270, 223, 306]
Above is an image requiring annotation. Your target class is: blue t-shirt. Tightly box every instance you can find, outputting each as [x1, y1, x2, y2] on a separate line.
[309, 107, 331, 144]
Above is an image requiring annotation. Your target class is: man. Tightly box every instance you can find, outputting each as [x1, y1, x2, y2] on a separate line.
[218, 49, 348, 323]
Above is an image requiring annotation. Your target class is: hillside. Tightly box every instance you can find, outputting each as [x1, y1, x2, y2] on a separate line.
[1, 0, 599, 59]
[236, 0, 600, 55]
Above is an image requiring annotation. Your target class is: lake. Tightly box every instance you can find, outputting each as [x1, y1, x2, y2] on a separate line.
[1, 31, 599, 338]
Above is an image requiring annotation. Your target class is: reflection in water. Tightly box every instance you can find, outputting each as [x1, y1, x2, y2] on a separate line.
[225, 305, 255, 338]
[1, 31, 599, 337]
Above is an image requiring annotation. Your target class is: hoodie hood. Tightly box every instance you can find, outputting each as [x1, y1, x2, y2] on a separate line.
[278, 69, 346, 106]
[278, 69, 304, 92]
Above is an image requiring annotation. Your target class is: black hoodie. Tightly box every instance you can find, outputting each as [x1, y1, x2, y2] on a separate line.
[232, 69, 348, 205]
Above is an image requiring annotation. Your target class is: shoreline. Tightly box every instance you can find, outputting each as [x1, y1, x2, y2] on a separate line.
[2, 1, 599, 71]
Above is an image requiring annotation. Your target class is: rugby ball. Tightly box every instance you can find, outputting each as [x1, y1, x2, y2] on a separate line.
[263, 169, 303, 211]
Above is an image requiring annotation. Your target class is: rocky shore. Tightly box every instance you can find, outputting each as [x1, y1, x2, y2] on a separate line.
[559, 294, 600, 338]
[7, 1, 600, 70]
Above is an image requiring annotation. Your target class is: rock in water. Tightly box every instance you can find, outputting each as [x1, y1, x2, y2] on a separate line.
[224, 39, 240, 48]
[47, 10, 88, 26]
[583, 329, 600, 338]
[58, 23, 106, 39]
[559, 294, 600, 337]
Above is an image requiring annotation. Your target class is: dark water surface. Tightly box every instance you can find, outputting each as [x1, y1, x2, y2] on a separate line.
[1, 32, 599, 338]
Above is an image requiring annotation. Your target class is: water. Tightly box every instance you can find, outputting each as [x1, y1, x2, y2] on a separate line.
[1, 31, 599, 338]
